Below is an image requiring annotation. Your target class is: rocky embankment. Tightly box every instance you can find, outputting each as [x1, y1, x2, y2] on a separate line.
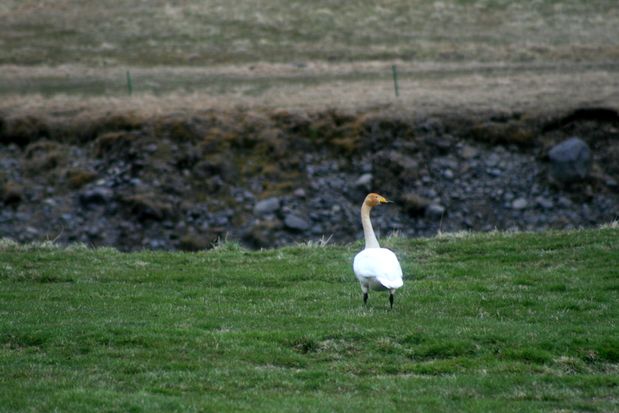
[0, 107, 618, 250]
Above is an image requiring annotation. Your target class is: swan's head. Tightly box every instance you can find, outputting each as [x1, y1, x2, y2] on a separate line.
[364, 193, 391, 207]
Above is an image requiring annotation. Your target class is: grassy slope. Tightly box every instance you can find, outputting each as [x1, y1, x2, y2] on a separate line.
[0, 228, 617, 412]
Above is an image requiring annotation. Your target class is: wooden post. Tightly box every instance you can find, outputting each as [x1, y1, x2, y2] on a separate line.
[391, 64, 399, 97]
[126, 70, 133, 96]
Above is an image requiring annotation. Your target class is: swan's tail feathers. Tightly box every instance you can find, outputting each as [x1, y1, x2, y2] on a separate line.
[377, 275, 404, 290]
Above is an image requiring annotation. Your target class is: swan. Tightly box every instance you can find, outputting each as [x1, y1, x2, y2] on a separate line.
[353, 193, 403, 308]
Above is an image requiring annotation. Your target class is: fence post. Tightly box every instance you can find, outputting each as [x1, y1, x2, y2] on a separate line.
[391, 64, 400, 98]
[126, 70, 133, 96]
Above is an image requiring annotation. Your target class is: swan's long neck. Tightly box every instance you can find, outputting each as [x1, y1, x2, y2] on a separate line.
[361, 203, 380, 249]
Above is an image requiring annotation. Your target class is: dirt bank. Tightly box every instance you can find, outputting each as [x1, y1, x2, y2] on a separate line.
[0, 106, 618, 250]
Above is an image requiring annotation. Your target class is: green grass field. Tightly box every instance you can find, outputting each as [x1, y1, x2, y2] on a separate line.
[1, 228, 617, 412]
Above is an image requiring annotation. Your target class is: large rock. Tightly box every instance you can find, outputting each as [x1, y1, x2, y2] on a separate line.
[548, 137, 591, 183]
[284, 214, 310, 231]
[254, 197, 281, 215]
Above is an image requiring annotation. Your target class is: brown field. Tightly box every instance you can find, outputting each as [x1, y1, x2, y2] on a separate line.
[1, 0, 619, 119]
[1, 62, 618, 124]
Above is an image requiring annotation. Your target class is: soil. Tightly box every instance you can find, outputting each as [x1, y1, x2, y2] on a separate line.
[1, 106, 618, 250]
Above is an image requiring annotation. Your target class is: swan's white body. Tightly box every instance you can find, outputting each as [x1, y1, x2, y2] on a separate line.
[354, 248, 403, 291]
[353, 193, 403, 307]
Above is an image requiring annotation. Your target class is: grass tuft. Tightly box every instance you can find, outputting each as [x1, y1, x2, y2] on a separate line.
[295, 234, 334, 248]
[0, 237, 18, 250]
[600, 220, 619, 229]
[210, 235, 245, 252]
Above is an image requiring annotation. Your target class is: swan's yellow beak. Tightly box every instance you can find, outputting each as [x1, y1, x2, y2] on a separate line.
[365, 193, 393, 207]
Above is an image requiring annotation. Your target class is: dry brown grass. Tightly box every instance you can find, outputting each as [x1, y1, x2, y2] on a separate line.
[1, 1, 618, 118]
[1, 0, 618, 66]
[0, 62, 617, 122]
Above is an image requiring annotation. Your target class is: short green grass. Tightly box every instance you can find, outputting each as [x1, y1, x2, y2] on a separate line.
[1, 228, 618, 412]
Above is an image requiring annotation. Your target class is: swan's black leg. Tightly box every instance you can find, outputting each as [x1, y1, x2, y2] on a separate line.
[389, 293, 394, 309]
[363, 292, 368, 305]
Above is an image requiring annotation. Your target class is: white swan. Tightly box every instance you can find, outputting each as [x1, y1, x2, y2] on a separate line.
[353, 193, 403, 308]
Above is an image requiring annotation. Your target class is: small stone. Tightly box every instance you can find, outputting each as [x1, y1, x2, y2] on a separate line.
[215, 213, 231, 226]
[485, 153, 501, 167]
[145, 143, 158, 153]
[254, 197, 281, 215]
[512, 198, 528, 210]
[443, 169, 454, 179]
[162, 220, 175, 229]
[459, 145, 479, 159]
[284, 214, 310, 231]
[432, 157, 458, 170]
[430, 137, 452, 153]
[79, 187, 113, 206]
[426, 203, 446, 219]
[536, 196, 554, 209]
[293, 188, 306, 198]
[355, 173, 373, 189]
[149, 239, 165, 249]
[26, 226, 39, 235]
[558, 196, 573, 208]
